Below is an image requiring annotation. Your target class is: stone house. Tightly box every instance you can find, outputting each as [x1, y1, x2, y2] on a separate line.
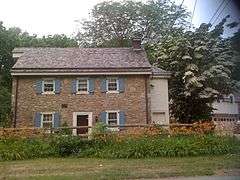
[11, 41, 170, 135]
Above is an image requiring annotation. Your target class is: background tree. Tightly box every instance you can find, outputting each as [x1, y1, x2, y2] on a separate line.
[76, 0, 189, 47]
[0, 21, 78, 126]
[153, 17, 237, 123]
[228, 29, 240, 87]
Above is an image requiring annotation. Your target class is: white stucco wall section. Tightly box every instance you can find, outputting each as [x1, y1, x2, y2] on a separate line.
[150, 77, 169, 124]
[212, 101, 239, 114]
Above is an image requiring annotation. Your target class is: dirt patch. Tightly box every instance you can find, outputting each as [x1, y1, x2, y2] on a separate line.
[215, 168, 240, 176]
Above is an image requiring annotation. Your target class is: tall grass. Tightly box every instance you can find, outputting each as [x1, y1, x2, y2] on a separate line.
[0, 134, 239, 161]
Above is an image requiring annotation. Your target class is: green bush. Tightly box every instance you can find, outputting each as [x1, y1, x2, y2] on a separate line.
[87, 134, 240, 158]
[0, 138, 55, 161]
[49, 136, 93, 157]
[91, 122, 108, 139]
[0, 134, 239, 161]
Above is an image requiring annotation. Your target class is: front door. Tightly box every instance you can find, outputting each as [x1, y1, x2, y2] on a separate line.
[76, 115, 88, 135]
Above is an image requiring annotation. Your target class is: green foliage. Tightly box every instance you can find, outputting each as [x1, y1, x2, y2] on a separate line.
[49, 136, 92, 157]
[76, 0, 189, 47]
[0, 87, 11, 127]
[228, 29, 240, 86]
[0, 21, 78, 126]
[91, 122, 108, 138]
[0, 134, 239, 161]
[153, 17, 236, 122]
[90, 135, 240, 158]
[59, 122, 72, 135]
[0, 138, 55, 161]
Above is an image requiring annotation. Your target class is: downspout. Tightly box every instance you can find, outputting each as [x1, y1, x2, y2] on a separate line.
[145, 76, 149, 124]
[13, 77, 19, 128]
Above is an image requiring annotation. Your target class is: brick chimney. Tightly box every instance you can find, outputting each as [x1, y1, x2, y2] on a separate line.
[132, 38, 142, 50]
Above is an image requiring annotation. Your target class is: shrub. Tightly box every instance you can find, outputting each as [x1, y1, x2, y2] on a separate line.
[0, 134, 239, 161]
[59, 122, 72, 135]
[49, 136, 93, 157]
[92, 134, 240, 158]
[91, 122, 108, 139]
[0, 138, 55, 161]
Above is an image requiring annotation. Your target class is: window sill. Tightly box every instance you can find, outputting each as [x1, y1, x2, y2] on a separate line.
[76, 91, 89, 95]
[42, 92, 55, 95]
[107, 127, 119, 131]
[106, 91, 119, 94]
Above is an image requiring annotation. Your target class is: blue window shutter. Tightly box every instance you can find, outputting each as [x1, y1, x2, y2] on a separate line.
[118, 78, 125, 93]
[55, 80, 61, 94]
[88, 78, 95, 94]
[72, 80, 77, 94]
[119, 111, 125, 127]
[53, 112, 60, 128]
[100, 79, 107, 93]
[100, 112, 107, 124]
[35, 80, 43, 94]
[34, 112, 42, 127]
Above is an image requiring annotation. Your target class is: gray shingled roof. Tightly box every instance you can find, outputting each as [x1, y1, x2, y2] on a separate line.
[151, 66, 171, 76]
[12, 48, 151, 70]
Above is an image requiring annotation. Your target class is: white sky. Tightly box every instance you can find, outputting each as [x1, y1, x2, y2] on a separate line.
[0, 0, 239, 37]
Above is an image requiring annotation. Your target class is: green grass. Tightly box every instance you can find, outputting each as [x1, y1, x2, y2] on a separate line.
[0, 154, 239, 179]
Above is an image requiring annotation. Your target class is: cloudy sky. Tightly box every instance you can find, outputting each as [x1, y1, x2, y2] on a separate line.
[0, 0, 239, 37]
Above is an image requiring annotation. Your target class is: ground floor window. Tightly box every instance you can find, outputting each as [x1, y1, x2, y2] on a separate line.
[106, 111, 119, 131]
[41, 113, 54, 128]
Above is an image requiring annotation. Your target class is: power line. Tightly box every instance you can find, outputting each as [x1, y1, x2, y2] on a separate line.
[208, 0, 225, 24]
[211, 0, 231, 26]
[190, 0, 197, 26]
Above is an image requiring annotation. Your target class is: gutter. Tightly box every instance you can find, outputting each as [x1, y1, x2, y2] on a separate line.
[145, 76, 149, 124]
[13, 77, 19, 128]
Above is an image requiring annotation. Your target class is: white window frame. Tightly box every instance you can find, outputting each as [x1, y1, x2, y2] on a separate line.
[106, 110, 120, 131]
[76, 78, 89, 94]
[106, 78, 119, 93]
[42, 80, 55, 94]
[40, 112, 54, 128]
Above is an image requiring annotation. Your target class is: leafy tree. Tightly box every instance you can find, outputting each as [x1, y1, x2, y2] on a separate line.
[0, 21, 78, 126]
[153, 17, 236, 123]
[229, 29, 240, 85]
[76, 0, 189, 47]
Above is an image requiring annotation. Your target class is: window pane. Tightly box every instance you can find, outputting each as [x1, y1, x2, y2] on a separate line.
[108, 112, 117, 120]
[108, 120, 117, 125]
[42, 122, 52, 128]
[44, 80, 54, 92]
[108, 79, 117, 91]
[43, 114, 53, 122]
[78, 80, 88, 92]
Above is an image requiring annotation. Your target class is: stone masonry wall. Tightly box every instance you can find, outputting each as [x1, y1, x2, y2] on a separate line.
[12, 75, 149, 127]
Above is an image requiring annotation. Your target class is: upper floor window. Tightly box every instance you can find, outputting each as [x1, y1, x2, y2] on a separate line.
[77, 79, 89, 93]
[43, 80, 55, 93]
[107, 78, 119, 92]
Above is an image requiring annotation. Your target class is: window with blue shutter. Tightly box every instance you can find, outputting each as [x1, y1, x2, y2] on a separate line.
[54, 80, 61, 94]
[100, 79, 107, 93]
[53, 112, 60, 128]
[34, 112, 42, 127]
[72, 80, 77, 94]
[119, 111, 126, 127]
[100, 112, 107, 124]
[118, 78, 125, 93]
[35, 80, 43, 94]
[88, 78, 95, 94]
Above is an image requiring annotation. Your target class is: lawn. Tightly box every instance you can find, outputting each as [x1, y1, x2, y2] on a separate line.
[0, 154, 239, 179]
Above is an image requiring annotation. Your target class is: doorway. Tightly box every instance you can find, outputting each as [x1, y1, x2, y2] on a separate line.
[73, 112, 92, 135]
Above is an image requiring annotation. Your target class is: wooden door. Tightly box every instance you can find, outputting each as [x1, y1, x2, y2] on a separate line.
[77, 115, 88, 135]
